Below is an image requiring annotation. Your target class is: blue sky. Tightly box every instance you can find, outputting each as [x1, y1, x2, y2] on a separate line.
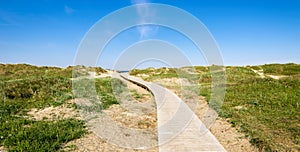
[0, 0, 299, 69]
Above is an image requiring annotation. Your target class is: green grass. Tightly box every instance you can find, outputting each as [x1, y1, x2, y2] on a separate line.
[0, 63, 107, 81]
[130, 89, 144, 99]
[96, 78, 126, 109]
[2, 76, 72, 108]
[130, 67, 200, 82]
[130, 63, 300, 151]
[0, 81, 85, 151]
[0, 64, 73, 81]
[260, 63, 300, 75]
[1, 117, 85, 151]
[0, 64, 121, 151]
[73, 77, 126, 110]
[130, 67, 178, 81]
[129, 89, 150, 101]
[208, 66, 299, 151]
[222, 77, 299, 151]
[72, 65, 107, 78]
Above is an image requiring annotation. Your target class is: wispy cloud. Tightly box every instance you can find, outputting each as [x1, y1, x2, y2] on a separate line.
[131, 0, 148, 4]
[64, 5, 75, 14]
[137, 25, 158, 39]
[131, 0, 158, 39]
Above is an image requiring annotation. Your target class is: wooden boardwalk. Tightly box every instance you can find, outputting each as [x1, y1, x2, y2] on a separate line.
[120, 73, 226, 152]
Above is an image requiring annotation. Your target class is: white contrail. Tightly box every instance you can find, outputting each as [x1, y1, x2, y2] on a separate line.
[131, 0, 158, 39]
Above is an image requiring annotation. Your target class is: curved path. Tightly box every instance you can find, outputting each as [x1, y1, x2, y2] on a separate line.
[120, 73, 226, 152]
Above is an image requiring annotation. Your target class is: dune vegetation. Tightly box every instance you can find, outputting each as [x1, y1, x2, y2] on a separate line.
[0, 64, 123, 151]
[0, 63, 299, 151]
[130, 63, 300, 151]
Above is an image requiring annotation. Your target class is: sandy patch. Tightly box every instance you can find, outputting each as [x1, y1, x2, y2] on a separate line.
[136, 73, 150, 79]
[268, 75, 287, 80]
[0, 146, 7, 152]
[154, 78, 191, 87]
[104, 105, 157, 130]
[185, 94, 258, 151]
[180, 67, 198, 74]
[72, 70, 113, 80]
[251, 69, 287, 80]
[126, 80, 153, 103]
[92, 71, 114, 78]
[62, 95, 158, 151]
[210, 118, 258, 152]
[27, 104, 81, 121]
[252, 69, 265, 78]
[62, 131, 158, 152]
[234, 105, 247, 110]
